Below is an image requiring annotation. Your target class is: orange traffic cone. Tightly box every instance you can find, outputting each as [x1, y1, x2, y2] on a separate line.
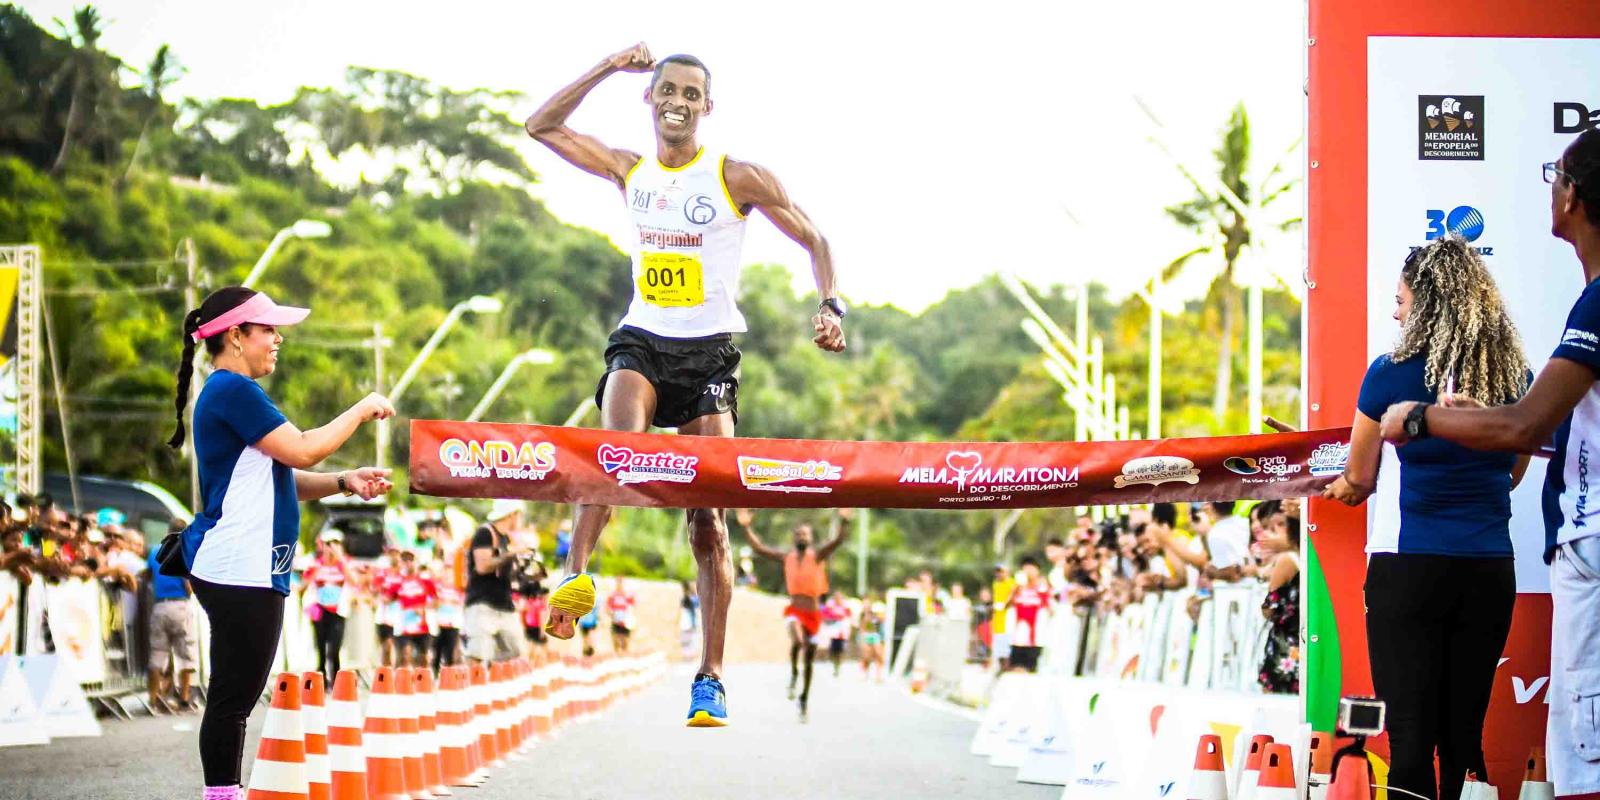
[363, 667, 409, 800]
[490, 663, 517, 761]
[393, 668, 433, 800]
[302, 673, 331, 800]
[531, 660, 553, 741]
[1256, 744, 1297, 800]
[1187, 734, 1230, 800]
[515, 660, 534, 752]
[436, 667, 480, 788]
[412, 669, 451, 797]
[246, 673, 309, 800]
[327, 671, 368, 800]
[1236, 734, 1275, 800]
[1308, 732, 1334, 800]
[1327, 749, 1373, 800]
[470, 661, 502, 769]
[1520, 748, 1554, 800]
[452, 667, 488, 785]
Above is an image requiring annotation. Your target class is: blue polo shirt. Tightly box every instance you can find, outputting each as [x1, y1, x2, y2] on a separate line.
[180, 369, 300, 595]
[1542, 278, 1600, 561]
[1357, 354, 1525, 557]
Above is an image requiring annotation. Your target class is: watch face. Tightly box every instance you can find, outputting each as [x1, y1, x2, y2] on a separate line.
[1405, 419, 1421, 437]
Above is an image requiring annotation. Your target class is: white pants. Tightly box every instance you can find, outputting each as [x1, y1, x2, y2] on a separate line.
[1550, 536, 1600, 796]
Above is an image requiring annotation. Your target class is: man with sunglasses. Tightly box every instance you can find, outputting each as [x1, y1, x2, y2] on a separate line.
[1379, 129, 1600, 796]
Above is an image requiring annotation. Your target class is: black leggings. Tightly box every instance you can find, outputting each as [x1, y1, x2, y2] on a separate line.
[434, 628, 460, 672]
[1365, 553, 1515, 800]
[192, 578, 285, 788]
[311, 612, 345, 683]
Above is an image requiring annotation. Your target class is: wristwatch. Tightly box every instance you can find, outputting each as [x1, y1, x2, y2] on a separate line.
[1403, 403, 1431, 441]
[336, 474, 353, 496]
[819, 297, 847, 319]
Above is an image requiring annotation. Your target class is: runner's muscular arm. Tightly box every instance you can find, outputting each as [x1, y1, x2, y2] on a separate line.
[724, 158, 845, 352]
[1380, 358, 1597, 451]
[524, 44, 650, 189]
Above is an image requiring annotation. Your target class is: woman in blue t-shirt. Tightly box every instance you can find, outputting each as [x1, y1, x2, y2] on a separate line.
[167, 286, 395, 800]
[1326, 238, 1532, 800]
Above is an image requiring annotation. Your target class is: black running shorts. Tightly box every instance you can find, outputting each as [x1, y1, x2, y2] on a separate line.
[596, 325, 741, 429]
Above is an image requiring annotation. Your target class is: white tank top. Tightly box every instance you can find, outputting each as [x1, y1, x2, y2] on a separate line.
[618, 148, 749, 337]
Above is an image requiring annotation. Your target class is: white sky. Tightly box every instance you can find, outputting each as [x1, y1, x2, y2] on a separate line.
[24, 0, 1308, 312]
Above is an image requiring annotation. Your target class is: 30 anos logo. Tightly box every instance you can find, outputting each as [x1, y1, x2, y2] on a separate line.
[1554, 102, 1600, 134]
[1420, 205, 1492, 256]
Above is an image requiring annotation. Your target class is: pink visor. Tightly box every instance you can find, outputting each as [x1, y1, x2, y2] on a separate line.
[192, 292, 310, 341]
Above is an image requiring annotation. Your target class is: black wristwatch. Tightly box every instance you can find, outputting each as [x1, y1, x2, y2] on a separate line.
[1404, 403, 1431, 440]
[336, 474, 353, 496]
[819, 297, 847, 319]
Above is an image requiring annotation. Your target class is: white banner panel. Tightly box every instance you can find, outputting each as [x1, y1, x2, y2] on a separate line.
[1367, 37, 1600, 593]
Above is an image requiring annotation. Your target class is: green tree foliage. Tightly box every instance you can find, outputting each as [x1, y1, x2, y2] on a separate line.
[0, 5, 1301, 589]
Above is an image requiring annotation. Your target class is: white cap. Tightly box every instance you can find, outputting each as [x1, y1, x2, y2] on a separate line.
[488, 498, 524, 522]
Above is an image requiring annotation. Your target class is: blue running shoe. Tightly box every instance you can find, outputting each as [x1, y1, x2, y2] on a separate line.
[686, 674, 728, 728]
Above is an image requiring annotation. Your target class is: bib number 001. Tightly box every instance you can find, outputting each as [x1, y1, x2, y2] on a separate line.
[638, 253, 705, 308]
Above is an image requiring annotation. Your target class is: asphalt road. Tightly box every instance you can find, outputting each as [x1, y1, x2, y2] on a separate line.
[0, 662, 1057, 800]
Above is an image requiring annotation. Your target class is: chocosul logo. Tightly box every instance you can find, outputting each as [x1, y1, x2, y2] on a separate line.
[439, 438, 556, 481]
[598, 444, 698, 486]
[1114, 456, 1200, 489]
[738, 456, 843, 494]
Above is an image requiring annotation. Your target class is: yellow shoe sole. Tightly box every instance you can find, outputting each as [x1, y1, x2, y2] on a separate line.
[686, 710, 728, 728]
[544, 574, 597, 640]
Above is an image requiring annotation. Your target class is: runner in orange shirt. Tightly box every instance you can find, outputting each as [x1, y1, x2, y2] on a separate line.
[734, 508, 850, 721]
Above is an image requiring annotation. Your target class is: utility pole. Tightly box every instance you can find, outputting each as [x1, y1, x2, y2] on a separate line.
[364, 322, 392, 467]
[184, 238, 200, 512]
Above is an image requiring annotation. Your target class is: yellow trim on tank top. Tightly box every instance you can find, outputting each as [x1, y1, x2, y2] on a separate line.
[657, 147, 705, 172]
[717, 154, 746, 220]
[622, 155, 645, 187]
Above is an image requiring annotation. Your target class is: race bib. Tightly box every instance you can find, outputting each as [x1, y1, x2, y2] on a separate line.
[638, 252, 704, 308]
[317, 585, 342, 608]
[403, 609, 423, 633]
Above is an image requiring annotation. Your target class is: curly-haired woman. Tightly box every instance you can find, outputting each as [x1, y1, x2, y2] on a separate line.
[1326, 236, 1532, 800]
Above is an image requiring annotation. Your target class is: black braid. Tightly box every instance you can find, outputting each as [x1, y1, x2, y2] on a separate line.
[167, 309, 204, 449]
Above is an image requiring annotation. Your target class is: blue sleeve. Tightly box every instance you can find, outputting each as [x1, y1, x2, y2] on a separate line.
[1355, 356, 1394, 421]
[1554, 289, 1600, 376]
[220, 375, 288, 445]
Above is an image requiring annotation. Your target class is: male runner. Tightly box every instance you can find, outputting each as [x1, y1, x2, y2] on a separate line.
[1378, 130, 1600, 797]
[526, 42, 847, 727]
[607, 577, 637, 653]
[733, 508, 850, 721]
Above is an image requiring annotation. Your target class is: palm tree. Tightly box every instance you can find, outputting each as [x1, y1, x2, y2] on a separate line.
[1160, 103, 1301, 423]
[122, 43, 182, 180]
[48, 6, 117, 173]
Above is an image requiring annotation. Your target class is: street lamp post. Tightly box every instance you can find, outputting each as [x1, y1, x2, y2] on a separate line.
[241, 219, 332, 289]
[467, 349, 557, 422]
[376, 295, 504, 469]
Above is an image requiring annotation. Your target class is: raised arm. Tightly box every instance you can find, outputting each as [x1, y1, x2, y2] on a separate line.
[816, 508, 853, 560]
[256, 393, 393, 470]
[733, 509, 786, 562]
[524, 44, 650, 189]
[723, 159, 845, 353]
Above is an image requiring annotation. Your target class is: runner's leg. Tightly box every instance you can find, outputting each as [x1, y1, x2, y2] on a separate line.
[680, 411, 735, 679]
[549, 371, 656, 639]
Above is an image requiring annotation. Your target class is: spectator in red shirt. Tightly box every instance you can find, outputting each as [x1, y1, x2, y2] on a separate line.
[607, 578, 637, 653]
[390, 550, 437, 668]
[1005, 556, 1052, 673]
[301, 534, 352, 683]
